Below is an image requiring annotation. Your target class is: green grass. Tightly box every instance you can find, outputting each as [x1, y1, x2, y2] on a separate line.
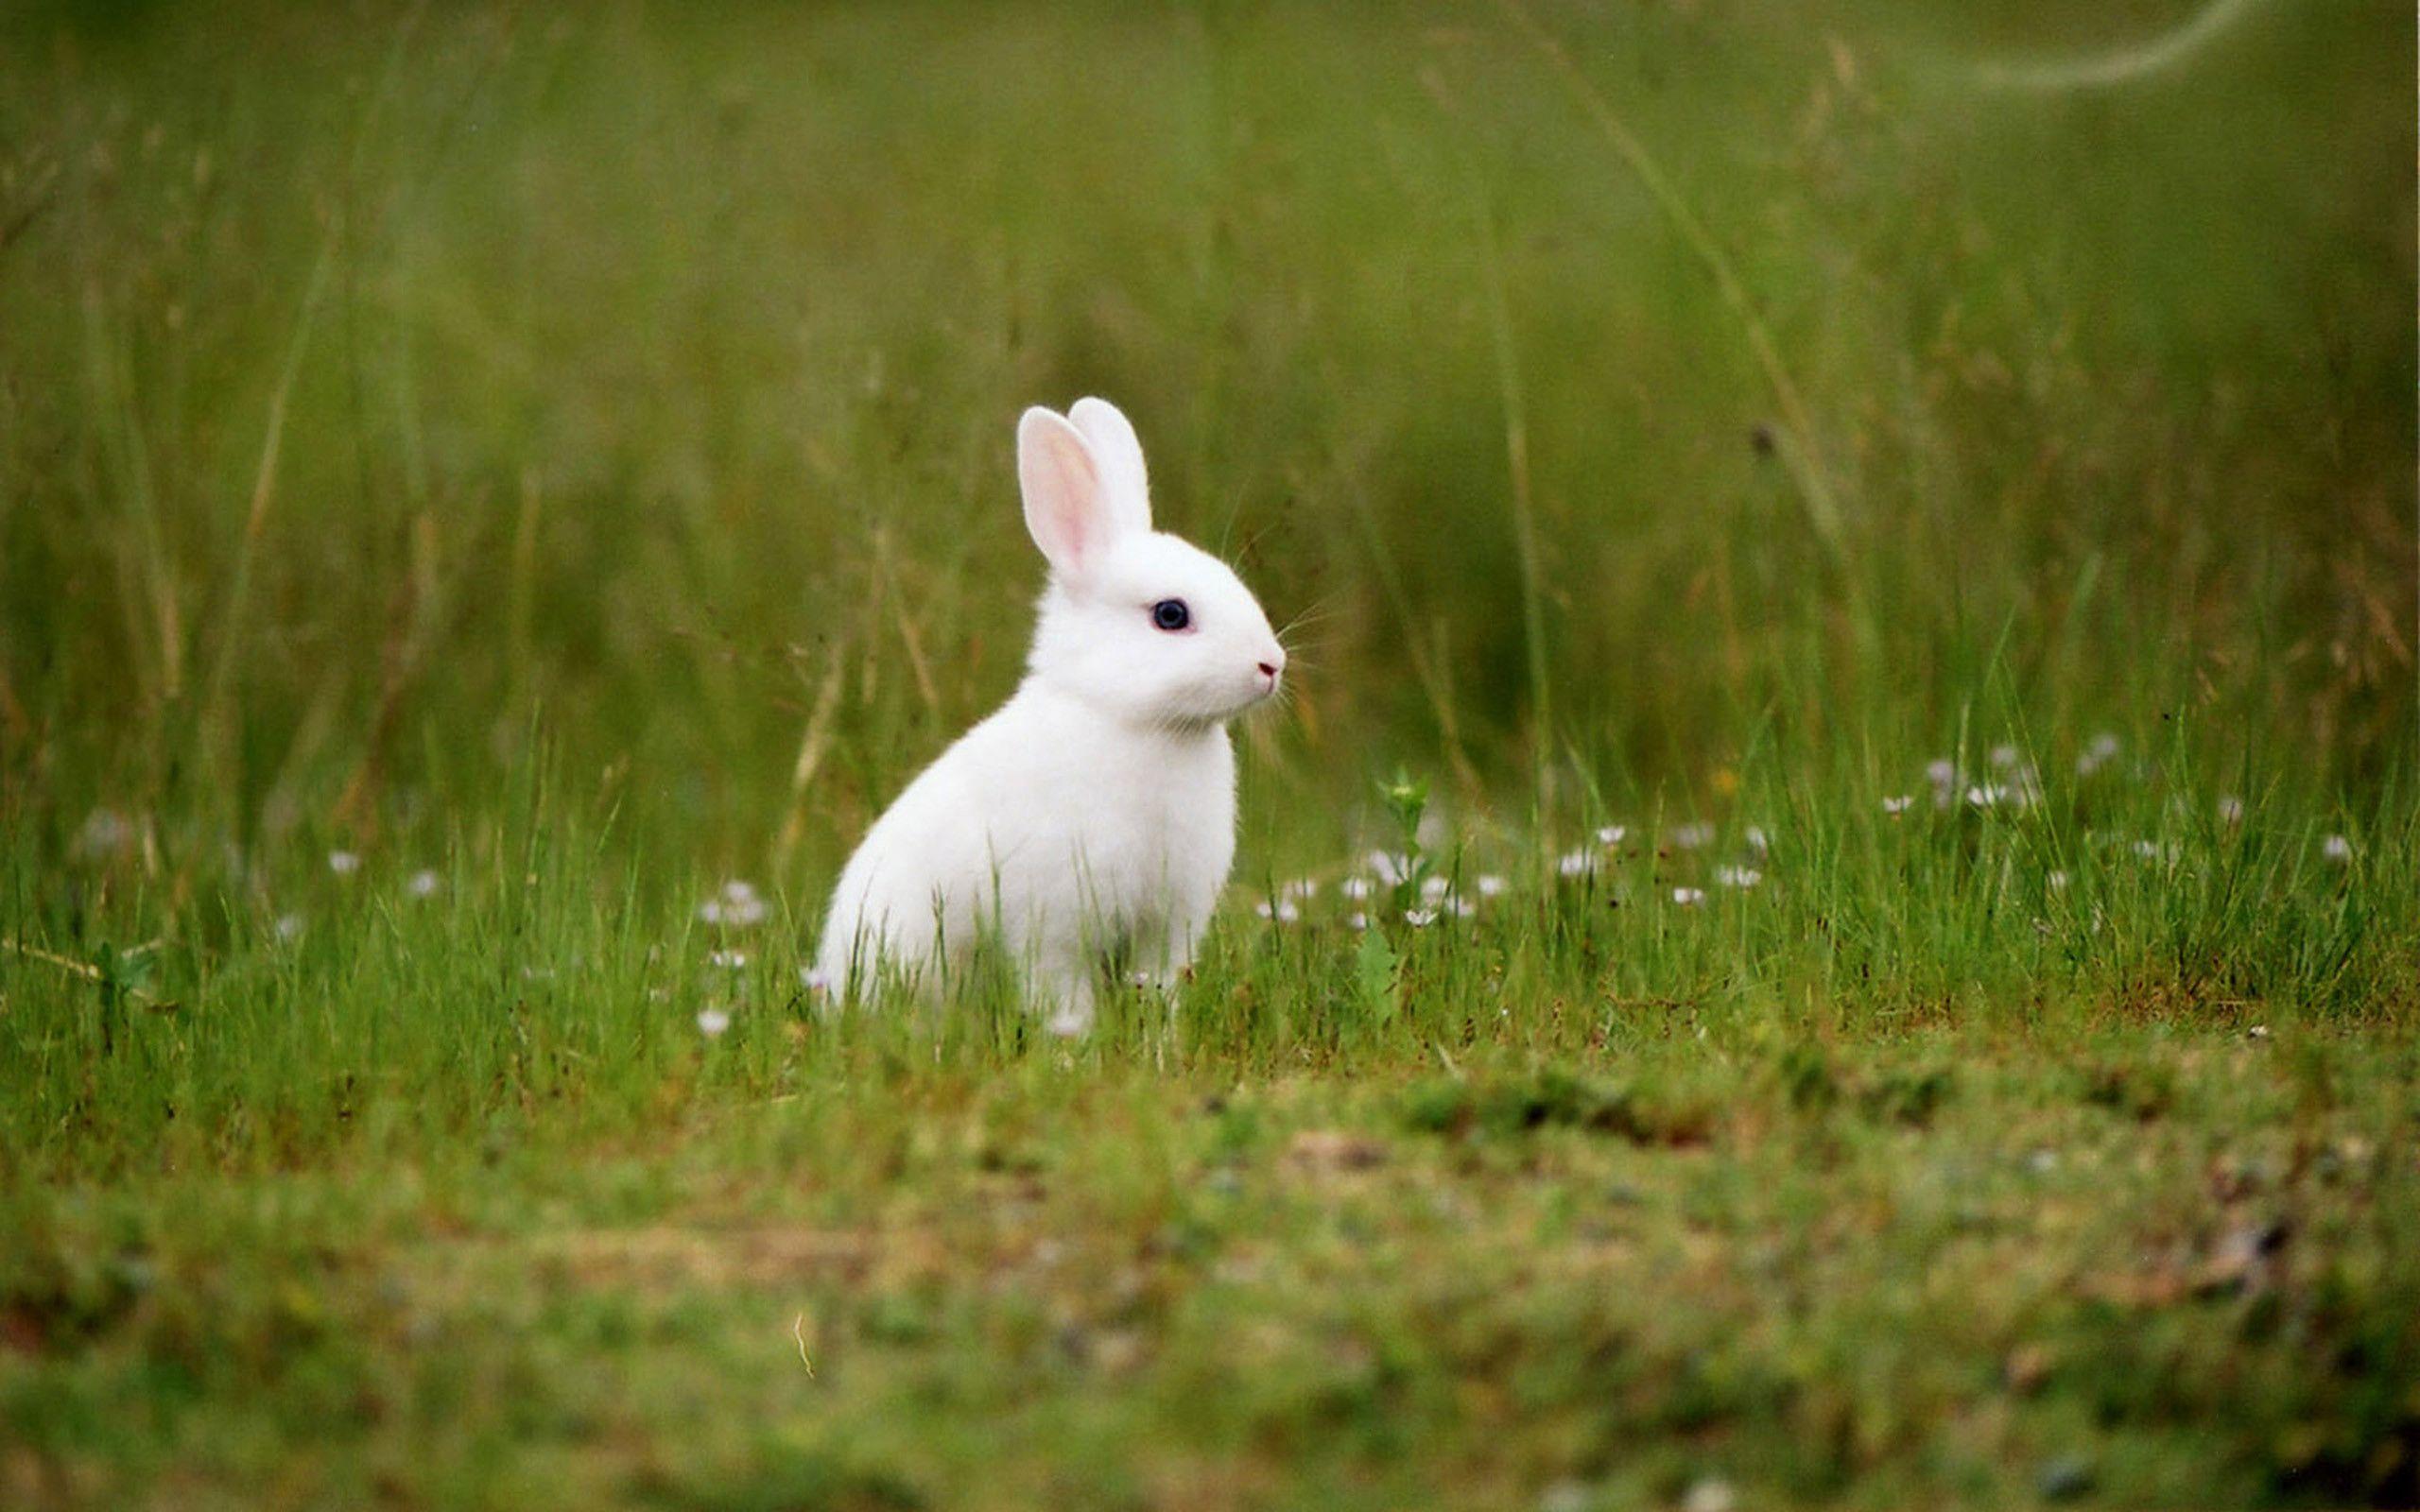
[2, 1, 2415, 1506]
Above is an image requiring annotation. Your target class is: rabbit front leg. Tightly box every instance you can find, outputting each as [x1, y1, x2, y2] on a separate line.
[1032, 926, 1183, 1038]
[1032, 959, 1098, 1039]
[1118, 907, 1208, 1025]
[1133, 919, 1199, 992]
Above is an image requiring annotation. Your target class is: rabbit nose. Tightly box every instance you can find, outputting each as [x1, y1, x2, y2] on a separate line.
[1257, 648, 1286, 679]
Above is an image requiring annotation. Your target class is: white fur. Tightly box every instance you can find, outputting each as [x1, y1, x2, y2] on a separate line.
[815, 399, 1285, 1033]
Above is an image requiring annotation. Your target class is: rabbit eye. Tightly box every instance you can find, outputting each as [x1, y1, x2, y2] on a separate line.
[1150, 599, 1191, 632]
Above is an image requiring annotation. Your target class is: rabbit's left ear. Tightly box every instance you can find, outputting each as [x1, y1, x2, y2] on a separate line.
[1067, 397, 1151, 538]
[1018, 407, 1122, 579]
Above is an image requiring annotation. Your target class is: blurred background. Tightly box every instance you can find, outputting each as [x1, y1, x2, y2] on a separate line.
[1, 0, 2411, 885]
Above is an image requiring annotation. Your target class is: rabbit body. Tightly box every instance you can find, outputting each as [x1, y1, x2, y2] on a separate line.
[814, 679, 1235, 1033]
[816, 398, 1282, 1033]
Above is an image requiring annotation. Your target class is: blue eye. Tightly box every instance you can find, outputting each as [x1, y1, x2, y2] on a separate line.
[1150, 599, 1191, 632]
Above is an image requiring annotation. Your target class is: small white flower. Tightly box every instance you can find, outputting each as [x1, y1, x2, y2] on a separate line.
[406, 869, 441, 899]
[696, 1007, 731, 1039]
[1556, 849, 1596, 877]
[1965, 784, 2008, 809]
[709, 949, 749, 970]
[1339, 876, 1374, 901]
[1683, 1478, 1737, 1512]
[1367, 850, 1413, 885]
[1280, 877, 1321, 902]
[1445, 896, 1478, 918]
[800, 967, 833, 995]
[1670, 821, 1715, 850]
[2321, 833, 2353, 863]
[1404, 907, 1438, 927]
[1346, 911, 1370, 932]
[2047, 869, 2070, 892]
[1475, 873, 1508, 898]
[2217, 796, 2245, 826]
[1716, 866, 1761, 889]
[73, 808, 135, 861]
[1743, 825, 1769, 854]
[1881, 794, 1914, 816]
[1253, 899, 1301, 923]
[327, 850, 361, 876]
[1670, 886, 1706, 906]
[1595, 824, 1627, 846]
[703, 880, 767, 927]
[2131, 839, 2177, 863]
[2077, 731, 2121, 777]
[1989, 744, 2020, 769]
[520, 965, 555, 983]
[1420, 874, 1453, 902]
[273, 912, 305, 941]
[1926, 758, 1959, 789]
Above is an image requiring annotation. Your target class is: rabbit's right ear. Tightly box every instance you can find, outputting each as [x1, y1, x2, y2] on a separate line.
[1018, 407, 1119, 579]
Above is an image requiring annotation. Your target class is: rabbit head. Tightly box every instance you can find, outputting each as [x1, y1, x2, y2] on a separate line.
[1016, 398, 1285, 728]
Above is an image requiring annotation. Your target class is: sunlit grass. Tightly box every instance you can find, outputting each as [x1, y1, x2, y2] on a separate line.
[0, 0, 2412, 1505]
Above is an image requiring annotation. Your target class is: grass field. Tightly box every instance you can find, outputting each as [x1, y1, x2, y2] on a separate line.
[3, 1, 2416, 1506]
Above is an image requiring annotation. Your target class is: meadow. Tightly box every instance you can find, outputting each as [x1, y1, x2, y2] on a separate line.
[2, 1, 2415, 1506]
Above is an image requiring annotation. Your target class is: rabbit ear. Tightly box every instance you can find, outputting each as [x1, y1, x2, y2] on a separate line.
[1067, 397, 1151, 537]
[1017, 407, 1119, 578]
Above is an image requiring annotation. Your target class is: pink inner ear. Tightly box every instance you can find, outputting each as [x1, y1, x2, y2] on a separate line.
[1041, 449, 1098, 568]
[1022, 416, 1105, 576]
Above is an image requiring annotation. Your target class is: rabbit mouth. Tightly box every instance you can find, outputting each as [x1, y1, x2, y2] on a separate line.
[1230, 672, 1283, 715]
[1148, 678, 1278, 729]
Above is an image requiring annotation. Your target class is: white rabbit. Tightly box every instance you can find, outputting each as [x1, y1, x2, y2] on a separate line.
[814, 398, 1286, 1035]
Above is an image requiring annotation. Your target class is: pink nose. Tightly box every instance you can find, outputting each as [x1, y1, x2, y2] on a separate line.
[1257, 662, 1280, 679]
